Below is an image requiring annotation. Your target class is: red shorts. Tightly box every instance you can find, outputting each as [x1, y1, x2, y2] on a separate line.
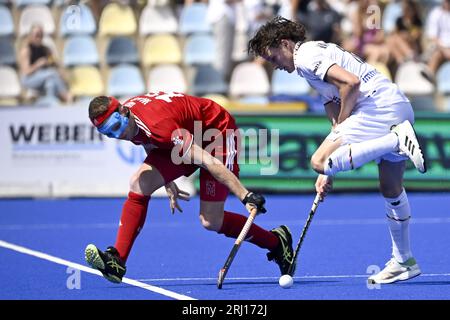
[144, 131, 240, 202]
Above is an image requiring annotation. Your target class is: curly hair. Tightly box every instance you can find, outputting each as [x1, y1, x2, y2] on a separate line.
[88, 96, 111, 122]
[248, 16, 306, 57]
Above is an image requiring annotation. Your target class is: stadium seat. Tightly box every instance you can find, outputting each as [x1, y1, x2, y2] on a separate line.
[271, 69, 311, 96]
[19, 5, 55, 37]
[63, 35, 99, 67]
[436, 62, 450, 95]
[106, 37, 139, 66]
[98, 2, 137, 37]
[395, 61, 434, 95]
[382, 1, 403, 34]
[190, 65, 228, 96]
[0, 5, 14, 36]
[139, 5, 178, 36]
[0, 66, 21, 98]
[16, 0, 51, 6]
[60, 4, 96, 37]
[69, 66, 104, 97]
[229, 62, 270, 98]
[108, 64, 145, 97]
[147, 64, 187, 93]
[183, 34, 215, 66]
[142, 34, 182, 67]
[179, 3, 211, 35]
[0, 37, 16, 66]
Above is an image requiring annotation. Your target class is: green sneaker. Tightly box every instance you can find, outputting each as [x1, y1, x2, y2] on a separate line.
[85, 244, 126, 283]
[267, 225, 296, 275]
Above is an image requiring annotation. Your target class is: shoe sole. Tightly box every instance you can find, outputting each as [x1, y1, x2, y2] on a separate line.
[85, 244, 122, 283]
[394, 122, 427, 173]
[368, 268, 422, 285]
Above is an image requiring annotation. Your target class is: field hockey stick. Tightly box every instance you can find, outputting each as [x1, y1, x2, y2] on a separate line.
[287, 176, 329, 276]
[217, 207, 258, 289]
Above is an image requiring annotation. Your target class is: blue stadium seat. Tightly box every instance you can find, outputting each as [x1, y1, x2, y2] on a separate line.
[271, 69, 311, 96]
[183, 34, 215, 65]
[437, 62, 450, 95]
[0, 37, 15, 66]
[108, 64, 145, 97]
[63, 35, 99, 67]
[0, 5, 14, 36]
[106, 37, 139, 66]
[190, 65, 228, 96]
[60, 4, 96, 36]
[16, 0, 52, 6]
[382, 2, 403, 34]
[179, 3, 211, 35]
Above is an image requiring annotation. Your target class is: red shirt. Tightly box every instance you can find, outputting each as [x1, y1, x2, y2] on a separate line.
[124, 92, 236, 155]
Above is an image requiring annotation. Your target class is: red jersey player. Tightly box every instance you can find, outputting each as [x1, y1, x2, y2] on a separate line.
[85, 92, 295, 283]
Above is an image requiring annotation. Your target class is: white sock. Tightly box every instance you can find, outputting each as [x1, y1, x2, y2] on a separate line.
[385, 189, 413, 263]
[324, 133, 398, 176]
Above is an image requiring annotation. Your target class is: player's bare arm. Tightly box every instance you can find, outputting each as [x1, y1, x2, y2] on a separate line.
[324, 64, 360, 124]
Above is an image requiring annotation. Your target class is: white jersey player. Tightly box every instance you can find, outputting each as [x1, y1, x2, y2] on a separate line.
[248, 17, 427, 284]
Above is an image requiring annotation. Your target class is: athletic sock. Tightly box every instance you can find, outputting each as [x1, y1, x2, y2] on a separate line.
[218, 211, 279, 250]
[384, 189, 413, 263]
[324, 133, 398, 176]
[115, 192, 150, 262]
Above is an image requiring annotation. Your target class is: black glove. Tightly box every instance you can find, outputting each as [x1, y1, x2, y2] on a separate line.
[242, 192, 267, 213]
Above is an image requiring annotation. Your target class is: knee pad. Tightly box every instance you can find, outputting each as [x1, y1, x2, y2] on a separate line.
[384, 189, 410, 221]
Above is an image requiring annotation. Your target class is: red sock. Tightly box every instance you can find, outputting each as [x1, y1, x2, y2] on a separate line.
[218, 211, 279, 250]
[114, 192, 150, 262]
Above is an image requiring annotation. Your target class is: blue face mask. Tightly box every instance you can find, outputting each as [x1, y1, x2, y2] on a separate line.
[97, 111, 129, 138]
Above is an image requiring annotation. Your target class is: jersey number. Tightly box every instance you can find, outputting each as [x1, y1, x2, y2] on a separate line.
[145, 92, 184, 103]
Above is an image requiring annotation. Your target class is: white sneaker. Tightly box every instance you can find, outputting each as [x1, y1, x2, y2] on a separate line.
[368, 257, 421, 284]
[391, 120, 427, 173]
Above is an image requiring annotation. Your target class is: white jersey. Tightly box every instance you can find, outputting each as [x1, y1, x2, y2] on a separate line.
[293, 41, 409, 112]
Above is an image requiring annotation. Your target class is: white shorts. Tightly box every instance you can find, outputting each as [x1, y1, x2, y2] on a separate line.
[326, 102, 414, 163]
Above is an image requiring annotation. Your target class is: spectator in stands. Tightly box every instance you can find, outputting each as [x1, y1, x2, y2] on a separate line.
[300, 0, 342, 43]
[207, 0, 239, 81]
[19, 25, 72, 104]
[342, 0, 390, 65]
[421, 0, 450, 83]
[386, 0, 423, 66]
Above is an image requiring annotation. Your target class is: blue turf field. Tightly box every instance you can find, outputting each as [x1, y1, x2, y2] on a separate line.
[1, 193, 450, 300]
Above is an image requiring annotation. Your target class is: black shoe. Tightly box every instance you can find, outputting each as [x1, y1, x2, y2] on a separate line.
[85, 244, 126, 283]
[267, 225, 296, 275]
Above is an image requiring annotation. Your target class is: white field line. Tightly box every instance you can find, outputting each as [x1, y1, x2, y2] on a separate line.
[0, 240, 196, 300]
[136, 273, 450, 282]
